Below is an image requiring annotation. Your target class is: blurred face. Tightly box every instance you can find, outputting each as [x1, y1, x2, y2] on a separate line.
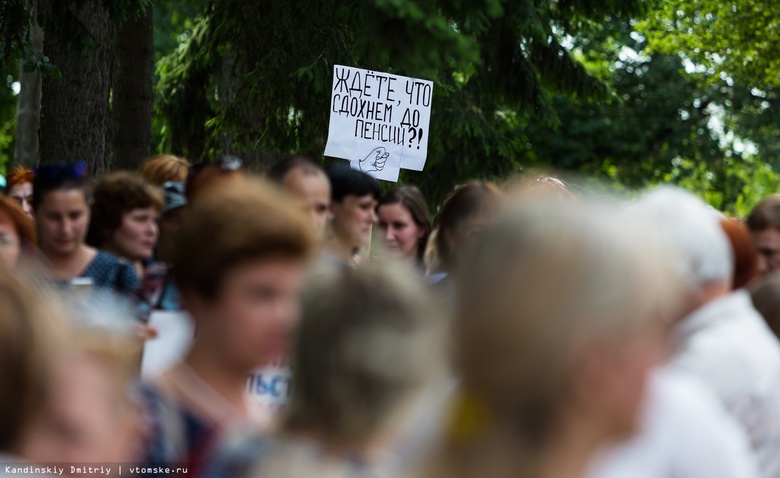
[575, 323, 667, 439]
[0, 211, 21, 269]
[105, 207, 159, 262]
[190, 257, 307, 370]
[284, 169, 331, 241]
[445, 214, 488, 271]
[36, 189, 90, 258]
[378, 203, 425, 261]
[332, 194, 377, 249]
[20, 352, 142, 469]
[9, 182, 33, 219]
[752, 227, 780, 276]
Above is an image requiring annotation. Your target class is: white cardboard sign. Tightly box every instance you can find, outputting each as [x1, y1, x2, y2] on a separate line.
[324, 65, 433, 181]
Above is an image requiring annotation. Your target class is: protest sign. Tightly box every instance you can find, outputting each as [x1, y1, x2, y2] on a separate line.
[324, 65, 433, 181]
[141, 310, 195, 378]
[246, 359, 291, 417]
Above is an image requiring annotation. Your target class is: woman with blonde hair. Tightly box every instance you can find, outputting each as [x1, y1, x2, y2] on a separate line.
[138, 154, 191, 186]
[425, 198, 686, 478]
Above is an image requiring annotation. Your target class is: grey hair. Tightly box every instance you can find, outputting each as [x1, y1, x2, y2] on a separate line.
[631, 186, 733, 288]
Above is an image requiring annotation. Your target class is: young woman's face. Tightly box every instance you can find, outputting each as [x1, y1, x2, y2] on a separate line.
[0, 211, 21, 269]
[190, 257, 308, 370]
[378, 203, 425, 261]
[106, 207, 159, 262]
[36, 189, 90, 258]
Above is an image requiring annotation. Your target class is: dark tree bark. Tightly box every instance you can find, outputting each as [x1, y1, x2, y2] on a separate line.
[110, 4, 153, 170]
[38, 1, 112, 177]
[218, 50, 275, 172]
[14, 15, 43, 168]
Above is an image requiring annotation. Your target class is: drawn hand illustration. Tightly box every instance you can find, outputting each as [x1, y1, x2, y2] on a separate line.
[355, 147, 389, 174]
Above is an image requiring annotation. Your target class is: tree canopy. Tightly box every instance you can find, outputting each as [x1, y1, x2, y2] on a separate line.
[640, 1, 780, 90]
[2, 0, 780, 215]
[155, 0, 651, 205]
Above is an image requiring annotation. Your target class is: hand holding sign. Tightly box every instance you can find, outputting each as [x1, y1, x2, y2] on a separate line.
[324, 65, 433, 182]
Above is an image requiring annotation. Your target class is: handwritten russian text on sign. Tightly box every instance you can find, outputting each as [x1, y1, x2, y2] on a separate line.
[324, 65, 433, 181]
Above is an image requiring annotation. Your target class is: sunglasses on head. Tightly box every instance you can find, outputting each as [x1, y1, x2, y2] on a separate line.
[35, 162, 88, 182]
[190, 155, 243, 176]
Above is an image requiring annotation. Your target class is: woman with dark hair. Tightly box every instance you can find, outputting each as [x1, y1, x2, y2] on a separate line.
[432, 182, 503, 291]
[33, 162, 138, 294]
[86, 172, 164, 278]
[377, 185, 431, 267]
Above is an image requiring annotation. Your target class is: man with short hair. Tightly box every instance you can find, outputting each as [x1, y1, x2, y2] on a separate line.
[269, 155, 331, 241]
[746, 195, 780, 276]
[324, 165, 380, 265]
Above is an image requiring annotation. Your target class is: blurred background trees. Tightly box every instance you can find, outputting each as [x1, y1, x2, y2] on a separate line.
[1, 0, 779, 214]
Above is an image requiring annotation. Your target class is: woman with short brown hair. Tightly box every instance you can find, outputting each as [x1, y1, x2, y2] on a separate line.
[86, 171, 164, 277]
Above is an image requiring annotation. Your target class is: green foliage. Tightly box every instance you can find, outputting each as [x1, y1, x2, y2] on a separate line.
[154, 0, 651, 205]
[640, 1, 780, 89]
[527, 17, 780, 215]
[0, 0, 59, 80]
[0, 0, 30, 73]
[0, 71, 17, 174]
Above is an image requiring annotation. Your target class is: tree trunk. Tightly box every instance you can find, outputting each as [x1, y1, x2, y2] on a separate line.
[38, 1, 112, 177]
[218, 50, 275, 173]
[14, 16, 43, 168]
[110, 4, 153, 170]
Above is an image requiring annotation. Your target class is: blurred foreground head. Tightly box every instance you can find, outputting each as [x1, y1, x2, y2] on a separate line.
[437, 197, 685, 477]
[0, 270, 57, 456]
[186, 155, 245, 202]
[173, 178, 315, 369]
[0, 276, 142, 465]
[284, 261, 446, 447]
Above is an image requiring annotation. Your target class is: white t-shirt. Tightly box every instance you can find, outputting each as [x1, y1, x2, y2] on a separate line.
[588, 367, 759, 478]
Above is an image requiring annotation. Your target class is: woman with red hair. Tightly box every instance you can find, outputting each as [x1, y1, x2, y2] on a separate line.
[5, 166, 35, 219]
[720, 217, 759, 290]
[0, 195, 36, 270]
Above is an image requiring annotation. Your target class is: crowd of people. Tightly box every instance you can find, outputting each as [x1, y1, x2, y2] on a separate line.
[4, 154, 780, 478]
